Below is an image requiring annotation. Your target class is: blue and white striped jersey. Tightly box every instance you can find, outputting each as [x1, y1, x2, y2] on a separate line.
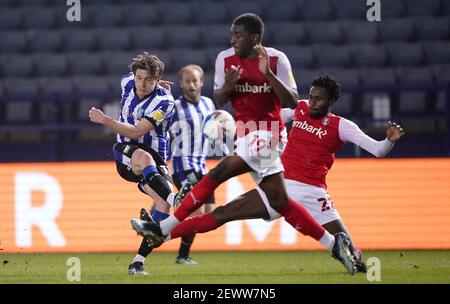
[117, 72, 175, 161]
[170, 95, 215, 176]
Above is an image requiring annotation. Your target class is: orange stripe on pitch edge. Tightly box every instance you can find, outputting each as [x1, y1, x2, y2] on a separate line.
[0, 158, 449, 253]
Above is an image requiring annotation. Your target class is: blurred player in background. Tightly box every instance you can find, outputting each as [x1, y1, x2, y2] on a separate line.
[169, 64, 217, 265]
[88, 52, 190, 275]
[132, 14, 358, 274]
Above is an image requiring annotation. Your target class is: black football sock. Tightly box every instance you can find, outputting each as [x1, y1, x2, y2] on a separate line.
[178, 233, 196, 258]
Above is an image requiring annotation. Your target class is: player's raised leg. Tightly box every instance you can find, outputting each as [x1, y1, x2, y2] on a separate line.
[131, 156, 253, 240]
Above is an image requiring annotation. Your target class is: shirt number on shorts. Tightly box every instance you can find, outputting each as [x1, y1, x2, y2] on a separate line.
[318, 197, 334, 212]
[250, 134, 267, 152]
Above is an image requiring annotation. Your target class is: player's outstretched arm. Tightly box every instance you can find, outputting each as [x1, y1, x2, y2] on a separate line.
[89, 107, 154, 140]
[254, 44, 298, 109]
[339, 119, 405, 158]
[386, 121, 405, 143]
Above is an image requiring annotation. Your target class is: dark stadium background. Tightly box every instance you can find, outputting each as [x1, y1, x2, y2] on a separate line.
[0, 0, 448, 162]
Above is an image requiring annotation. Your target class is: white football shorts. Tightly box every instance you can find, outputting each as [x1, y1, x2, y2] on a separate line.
[283, 179, 342, 225]
[234, 129, 287, 185]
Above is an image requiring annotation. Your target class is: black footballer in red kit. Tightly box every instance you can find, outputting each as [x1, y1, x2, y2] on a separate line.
[281, 100, 344, 189]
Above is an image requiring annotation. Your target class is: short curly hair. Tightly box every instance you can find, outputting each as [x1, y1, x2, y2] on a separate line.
[129, 52, 164, 79]
[311, 74, 341, 102]
[233, 13, 265, 42]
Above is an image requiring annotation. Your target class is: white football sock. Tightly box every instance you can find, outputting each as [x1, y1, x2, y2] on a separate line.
[159, 215, 180, 236]
[132, 254, 145, 264]
[319, 231, 335, 252]
[166, 193, 175, 208]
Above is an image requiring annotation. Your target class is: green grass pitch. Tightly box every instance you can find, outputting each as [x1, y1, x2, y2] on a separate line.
[0, 250, 448, 284]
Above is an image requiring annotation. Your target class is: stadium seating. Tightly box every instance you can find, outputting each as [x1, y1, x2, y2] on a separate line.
[332, 0, 367, 20]
[88, 5, 123, 28]
[5, 78, 39, 100]
[262, 0, 299, 21]
[268, 22, 306, 46]
[38, 77, 74, 99]
[170, 48, 210, 72]
[62, 29, 97, 52]
[380, 0, 406, 18]
[22, 6, 56, 29]
[359, 68, 397, 89]
[29, 30, 63, 53]
[295, 68, 323, 92]
[351, 44, 387, 68]
[198, 24, 230, 48]
[300, 0, 334, 21]
[122, 4, 159, 27]
[66, 52, 102, 76]
[0, 0, 448, 159]
[413, 17, 449, 41]
[405, 0, 442, 17]
[158, 2, 193, 25]
[327, 68, 360, 90]
[432, 65, 450, 86]
[96, 28, 131, 51]
[33, 53, 67, 77]
[341, 20, 379, 44]
[0, 8, 22, 30]
[72, 76, 109, 98]
[101, 51, 134, 75]
[436, 91, 447, 112]
[398, 91, 429, 115]
[332, 92, 354, 116]
[193, 2, 229, 24]
[129, 26, 166, 50]
[229, 1, 264, 21]
[306, 21, 342, 44]
[314, 45, 351, 68]
[0, 31, 28, 53]
[165, 26, 200, 48]
[5, 100, 34, 123]
[1, 54, 34, 78]
[396, 67, 434, 88]
[282, 45, 314, 69]
[378, 18, 414, 42]
[386, 42, 424, 66]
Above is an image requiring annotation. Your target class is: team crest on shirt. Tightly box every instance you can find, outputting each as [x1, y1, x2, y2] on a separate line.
[130, 107, 144, 120]
[322, 117, 330, 126]
[136, 108, 144, 120]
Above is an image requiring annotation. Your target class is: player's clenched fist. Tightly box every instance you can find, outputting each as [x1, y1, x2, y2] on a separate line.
[89, 107, 107, 124]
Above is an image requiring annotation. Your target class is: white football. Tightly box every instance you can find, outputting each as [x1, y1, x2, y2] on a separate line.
[202, 110, 236, 142]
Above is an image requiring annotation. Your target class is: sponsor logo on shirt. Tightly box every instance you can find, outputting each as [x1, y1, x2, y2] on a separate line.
[235, 82, 272, 93]
[292, 120, 327, 139]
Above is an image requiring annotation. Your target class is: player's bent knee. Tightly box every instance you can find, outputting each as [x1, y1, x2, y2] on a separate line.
[256, 188, 282, 221]
[211, 206, 230, 225]
[131, 149, 155, 171]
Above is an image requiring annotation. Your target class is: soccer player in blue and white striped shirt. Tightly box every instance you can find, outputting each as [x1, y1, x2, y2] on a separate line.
[89, 52, 190, 275]
[170, 65, 217, 265]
